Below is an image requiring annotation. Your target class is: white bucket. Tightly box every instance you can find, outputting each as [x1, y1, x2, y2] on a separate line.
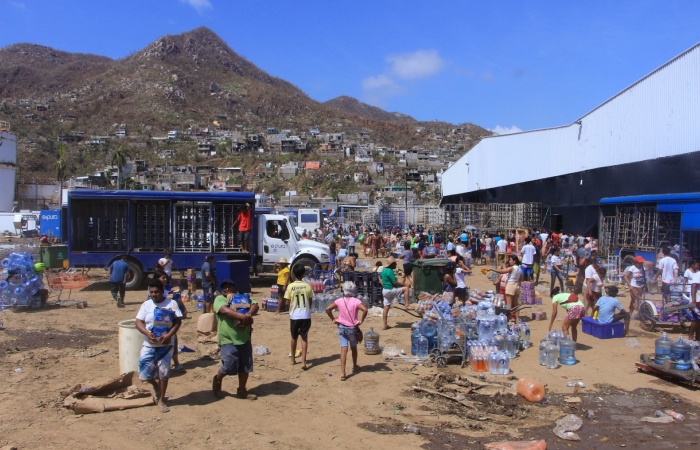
[118, 319, 143, 375]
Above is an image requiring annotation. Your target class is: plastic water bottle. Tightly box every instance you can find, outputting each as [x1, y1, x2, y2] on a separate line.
[420, 320, 437, 338]
[539, 339, 550, 366]
[558, 336, 577, 365]
[488, 350, 500, 374]
[545, 341, 559, 369]
[495, 313, 508, 334]
[520, 321, 531, 348]
[416, 335, 429, 358]
[411, 327, 421, 356]
[505, 332, 519, 358]
[498, 350, 510, 374]
[654, 332, 672, 364]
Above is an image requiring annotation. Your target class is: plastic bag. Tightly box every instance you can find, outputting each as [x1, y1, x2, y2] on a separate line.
[253, 345, 270, 356]
[625, 338, 641, 348]
[382, 346, 402, 357]
[553, 413, 583, 441]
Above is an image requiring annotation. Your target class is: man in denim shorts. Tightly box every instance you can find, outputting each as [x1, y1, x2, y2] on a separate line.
[212, 279, 259, 400]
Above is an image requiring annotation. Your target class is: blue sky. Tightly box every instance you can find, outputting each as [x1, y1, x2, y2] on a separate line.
[2, 1, 699, 133]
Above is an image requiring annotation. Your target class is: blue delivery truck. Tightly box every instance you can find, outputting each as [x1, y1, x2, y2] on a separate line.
[67, 190, 330, 289]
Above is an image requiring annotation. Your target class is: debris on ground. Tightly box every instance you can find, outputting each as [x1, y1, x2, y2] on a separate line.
[484, 440, 547, 450]
[553, 414, 583, 441]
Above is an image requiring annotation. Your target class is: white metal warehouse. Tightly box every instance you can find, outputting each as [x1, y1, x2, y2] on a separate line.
[441, 42, 700, 233]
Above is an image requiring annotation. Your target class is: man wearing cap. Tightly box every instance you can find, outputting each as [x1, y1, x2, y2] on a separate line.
[201, 255, 217, 314]
[274, 257, 290, 314]
[212, 279, 259, 400]
[232, 203, 252, 253]
[380, 256, 409, 330]
[624, 256, 647, 318]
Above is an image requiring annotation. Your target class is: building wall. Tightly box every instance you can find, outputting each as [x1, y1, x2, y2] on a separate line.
[442, 43, 700, 198]
[0, 131, 17, 212]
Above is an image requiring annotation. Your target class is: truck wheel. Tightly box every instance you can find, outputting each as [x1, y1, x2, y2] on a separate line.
[291, 257, 317, 277]
[125, 260, 144, 290]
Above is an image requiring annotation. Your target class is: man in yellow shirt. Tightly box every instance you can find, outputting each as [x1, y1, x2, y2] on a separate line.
[274, 257, 290, 314]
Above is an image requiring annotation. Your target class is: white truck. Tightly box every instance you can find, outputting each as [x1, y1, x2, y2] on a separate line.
[255, 213, 330, 275]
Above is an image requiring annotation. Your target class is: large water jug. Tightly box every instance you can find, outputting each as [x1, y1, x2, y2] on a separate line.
[545, 342, 559, 369]
[364, 328, 381, 355]
[420, 320, 437, 338]
[654, 332, 673, 364]
[416, 335, 429, 358]
[505, 332, 519, 358]
[428, 333, 439, 351]
[539, 339, 550, 366]
[497, 350, 511, 374]
[671, 336, 692, 370]
[558, 336, 577, 365]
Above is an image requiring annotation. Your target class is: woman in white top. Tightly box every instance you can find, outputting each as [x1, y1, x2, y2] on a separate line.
[489, 255, 522, 309]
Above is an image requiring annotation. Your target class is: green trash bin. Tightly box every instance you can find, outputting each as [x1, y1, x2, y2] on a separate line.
[412, 258, 450, 294]
[40, 245, 68, 269]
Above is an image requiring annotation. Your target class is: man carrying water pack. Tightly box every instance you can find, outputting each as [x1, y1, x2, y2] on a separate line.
[212, 279, 259, 400]
[135, 279, 183, 413]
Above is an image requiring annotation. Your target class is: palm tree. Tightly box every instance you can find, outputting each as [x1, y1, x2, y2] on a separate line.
[111, 145, 132, 190]
[54, 143, 66, 207]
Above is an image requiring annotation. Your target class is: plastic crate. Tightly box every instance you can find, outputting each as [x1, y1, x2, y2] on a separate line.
[581, 317, 625, 339]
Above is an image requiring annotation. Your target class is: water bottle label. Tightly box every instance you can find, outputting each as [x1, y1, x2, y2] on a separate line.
[365, 341, 378, 351]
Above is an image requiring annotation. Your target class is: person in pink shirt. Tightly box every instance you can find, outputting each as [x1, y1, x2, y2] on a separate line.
[326, 281, 368, 381]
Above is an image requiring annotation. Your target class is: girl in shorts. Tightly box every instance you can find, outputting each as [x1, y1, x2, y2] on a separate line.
[548, 286, 585, 342]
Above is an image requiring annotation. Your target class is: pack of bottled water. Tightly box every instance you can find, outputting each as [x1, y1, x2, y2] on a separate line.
[0, 252, 45, 309]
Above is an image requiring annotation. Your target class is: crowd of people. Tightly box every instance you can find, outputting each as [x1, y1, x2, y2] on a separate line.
[125, 221, 700, 413]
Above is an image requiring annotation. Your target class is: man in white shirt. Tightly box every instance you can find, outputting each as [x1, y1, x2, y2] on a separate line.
[519, 237, 536, 281]
[539, 230, 549, 244]
[496, 237, 508, 265]
[657, 246, 679, 304]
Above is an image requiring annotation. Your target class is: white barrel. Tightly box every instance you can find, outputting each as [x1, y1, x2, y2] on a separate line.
[118, 319, 143, 375]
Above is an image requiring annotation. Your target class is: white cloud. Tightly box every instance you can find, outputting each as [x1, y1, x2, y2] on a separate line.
[490, 125, 523, 135]
[361, 74, 405, 106]
[386, 50, 444, 80]
[179, 0, 212, 13]
[9, 1, 26, 9]
[361, 49, 443, 106]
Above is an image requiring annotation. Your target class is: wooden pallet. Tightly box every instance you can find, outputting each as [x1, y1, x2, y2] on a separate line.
[636, 353, 699, 387]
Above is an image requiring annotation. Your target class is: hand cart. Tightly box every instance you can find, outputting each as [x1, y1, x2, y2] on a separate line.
[638, 286, 694, 332]
[45, 269, 89, 302]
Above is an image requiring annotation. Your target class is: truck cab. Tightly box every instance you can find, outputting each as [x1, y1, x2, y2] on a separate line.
[255, 213, 330, 274]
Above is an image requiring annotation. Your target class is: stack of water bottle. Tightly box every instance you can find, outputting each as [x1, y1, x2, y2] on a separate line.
[538, 330, 577, 369]
[654, 332, 700, 371]
[310, 290, 370, 314]
[0, 252, 45, 310]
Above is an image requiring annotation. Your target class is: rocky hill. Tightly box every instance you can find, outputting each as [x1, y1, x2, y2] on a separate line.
[0, 27, 492, 190]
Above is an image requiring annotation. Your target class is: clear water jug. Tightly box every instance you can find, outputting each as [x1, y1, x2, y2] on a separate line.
[545, 342, 559, 369]
[671, 336, 692, 370]
[558, 336, 577, 365]
[416, 335, 429, 358]
[654, 332, 672, 364]
[364, 328, 381, 355]
[420, 320, 437, 338]
[539, 338, 550, 366]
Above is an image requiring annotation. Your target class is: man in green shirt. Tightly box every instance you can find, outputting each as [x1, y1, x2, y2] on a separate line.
[212, 279, 259, 400]
[380, 256, 409, 330]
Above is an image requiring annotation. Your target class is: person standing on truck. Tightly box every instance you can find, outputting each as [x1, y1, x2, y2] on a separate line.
[109, 256, 130, 308]
[201, 255, 217, 314]
[232, 203, 252, 253]
[274, 257, 290, 314]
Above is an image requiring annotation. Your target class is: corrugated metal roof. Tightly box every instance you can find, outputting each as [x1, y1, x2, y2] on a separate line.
[443, 42, 700, 198]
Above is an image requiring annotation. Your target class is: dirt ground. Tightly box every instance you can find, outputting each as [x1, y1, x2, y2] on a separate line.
[1, 255, 699, 450]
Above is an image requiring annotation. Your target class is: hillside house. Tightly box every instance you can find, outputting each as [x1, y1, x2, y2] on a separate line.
[168, 130, 179, 140]
[278, 163, 299, 180]
[359, 131, 370, 140]
[197, 141, 216, 156]
[305, 161, 320, 171]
